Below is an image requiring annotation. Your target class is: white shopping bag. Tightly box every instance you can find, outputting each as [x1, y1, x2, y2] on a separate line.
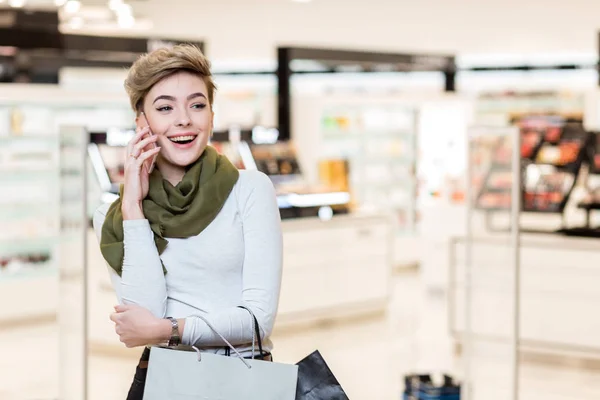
[143, 312, 298, 400]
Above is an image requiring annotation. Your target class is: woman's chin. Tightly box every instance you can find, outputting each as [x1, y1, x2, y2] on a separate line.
[162, 149, 205, 168]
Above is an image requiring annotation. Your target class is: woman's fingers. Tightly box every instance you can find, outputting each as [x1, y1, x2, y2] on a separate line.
[131, 134, 159, 157]
[135, 146, 161, 166]
[127, 126, 150, 154]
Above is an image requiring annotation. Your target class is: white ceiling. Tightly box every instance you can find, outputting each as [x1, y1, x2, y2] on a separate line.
[133, 0, 600, 61]
[8, 0, 600, 63]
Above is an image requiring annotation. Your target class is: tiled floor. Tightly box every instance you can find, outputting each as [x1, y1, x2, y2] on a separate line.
[1, 269, 600, 400]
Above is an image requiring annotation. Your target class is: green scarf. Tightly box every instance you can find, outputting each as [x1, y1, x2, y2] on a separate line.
[100, 146, 239, 276]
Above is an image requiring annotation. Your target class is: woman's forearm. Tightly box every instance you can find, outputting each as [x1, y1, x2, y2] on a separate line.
[119, 219, 168, 317]
[94, 206, 168, 317]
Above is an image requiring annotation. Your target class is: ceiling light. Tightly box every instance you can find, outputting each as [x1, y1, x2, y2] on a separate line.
[69, 16, 84, 29]
[8, 0, 26, 7]
[108, 0, 123, 11]
[117, 13, 135, 28]
[64, 0, 81, 13]
[55, 0, 67, 6]
[116, 3, 133, 15]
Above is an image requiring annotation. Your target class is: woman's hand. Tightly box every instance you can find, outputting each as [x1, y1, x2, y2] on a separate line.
[121, 127, 160, 219]
[110, 304, 171, 348]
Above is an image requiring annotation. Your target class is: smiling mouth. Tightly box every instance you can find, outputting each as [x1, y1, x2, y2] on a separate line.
[169, 135, 197, 145]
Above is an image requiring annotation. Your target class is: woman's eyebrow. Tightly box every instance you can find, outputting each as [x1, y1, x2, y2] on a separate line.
[187, 92, 207, 100]
[152, 93, 206, 104]
[152, 94, 176, 104]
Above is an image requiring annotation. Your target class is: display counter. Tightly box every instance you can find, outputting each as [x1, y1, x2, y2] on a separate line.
[87, 212, 394, 352]
[448, 232, 600, 358]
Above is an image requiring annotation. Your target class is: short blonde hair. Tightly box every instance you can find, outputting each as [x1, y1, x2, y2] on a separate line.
[124, 44, 216, 114]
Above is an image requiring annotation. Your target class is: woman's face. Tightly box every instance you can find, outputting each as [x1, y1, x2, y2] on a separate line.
[137, 71, 213, 170]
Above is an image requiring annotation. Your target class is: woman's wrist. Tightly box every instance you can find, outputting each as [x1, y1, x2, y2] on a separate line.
[155, 318, 174, 343]
[122, 201, 144, 220]
[154, 318, 186, 345]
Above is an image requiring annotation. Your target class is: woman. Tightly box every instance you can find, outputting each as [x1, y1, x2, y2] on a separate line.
[92, 44, 283, 399]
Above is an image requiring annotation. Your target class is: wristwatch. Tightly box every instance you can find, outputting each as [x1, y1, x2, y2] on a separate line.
[165, 317, 180, 347]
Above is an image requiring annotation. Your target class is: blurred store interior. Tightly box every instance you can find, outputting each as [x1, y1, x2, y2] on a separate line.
[2, 1, 600, 399]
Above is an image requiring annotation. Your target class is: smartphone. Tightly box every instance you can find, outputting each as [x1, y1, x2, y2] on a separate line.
[139, 112, 158, 174]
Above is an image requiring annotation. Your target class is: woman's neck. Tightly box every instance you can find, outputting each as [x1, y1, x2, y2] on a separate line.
[157, 160, 185, 186]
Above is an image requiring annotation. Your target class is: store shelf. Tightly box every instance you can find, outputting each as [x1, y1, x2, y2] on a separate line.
[487, 164, 513, 171]
[0, 135, 57, 142]
[0, 264, 57, 283]
[353, 181, 414, 190]
[0, 237, 57, 255]
[323, 130, 413, 139]
[558, 227, 600, 238]
[0, 207, 56, 222]
[522, 207, 565, 214]
[476, 207, 510, 212]
[355, 156, 413, 164]
[578, 202, 600, 211]
[480, 187, 511, 193]
[0, 169, 58, 180]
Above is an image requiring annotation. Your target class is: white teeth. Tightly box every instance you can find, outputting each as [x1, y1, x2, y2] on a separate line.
[170, 135, 195, 142]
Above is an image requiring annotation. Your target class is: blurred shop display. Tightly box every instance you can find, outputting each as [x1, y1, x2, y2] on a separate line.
[403, 374, 461, 400]
[474, 115, 593, 232]
[0, 85, 134, 327]
[0, 84, 135, 217]
[562, 131, 600, 237]
[453, 108, 600, 397]
[0, 133, 59, 323]
[476, 116, 587, 213]
[318, 104, 418, 234]
[213, 47, 456, 242]
[87, 128, 133, 204]
[580, 132, 600, 209]
[0, 133, 59, 274]
[211, 76, 277, 132]
[276, 46, 455, 141]
[217, 127, 352, 220]
[0, 85, 134, 137]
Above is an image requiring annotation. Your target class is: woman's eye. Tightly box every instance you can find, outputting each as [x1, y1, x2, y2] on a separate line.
[191, 103, 206, 109]
[156, 105, 172, 112]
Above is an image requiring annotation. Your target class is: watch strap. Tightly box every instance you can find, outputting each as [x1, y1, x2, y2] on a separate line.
[166, 317, 180, 347]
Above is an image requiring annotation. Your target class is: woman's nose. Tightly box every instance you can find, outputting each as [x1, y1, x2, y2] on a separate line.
[174, 110, 192, 127]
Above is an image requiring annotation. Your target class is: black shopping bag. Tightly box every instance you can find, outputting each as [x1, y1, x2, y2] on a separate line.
[295, 350, 350, 400]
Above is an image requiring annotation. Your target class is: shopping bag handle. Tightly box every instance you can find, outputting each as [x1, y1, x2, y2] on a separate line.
[190, 314, 252, 369]
[223, 306, 265, 359]
[236, 305, 265, 359]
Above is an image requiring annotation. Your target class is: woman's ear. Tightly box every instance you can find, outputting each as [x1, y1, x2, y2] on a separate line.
[135, 111, 148, 131]
[134, 114, 142, 130]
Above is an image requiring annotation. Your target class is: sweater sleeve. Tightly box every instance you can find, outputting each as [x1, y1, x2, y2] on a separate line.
[181, 171, 283, 347]
[92, 204, 168, 318]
